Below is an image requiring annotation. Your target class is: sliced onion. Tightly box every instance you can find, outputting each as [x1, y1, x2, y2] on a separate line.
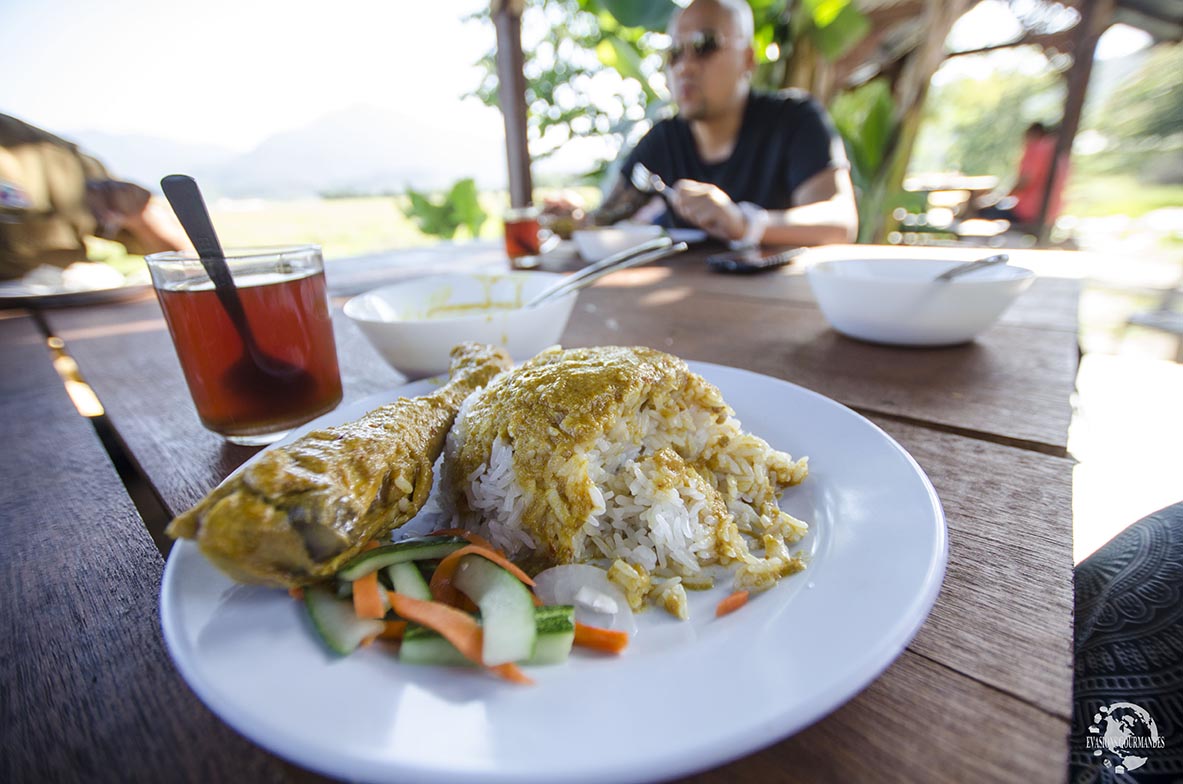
[533, 564, 636, 635]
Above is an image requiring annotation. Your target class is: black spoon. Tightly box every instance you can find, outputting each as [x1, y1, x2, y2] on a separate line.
[160, 174, 315, 402]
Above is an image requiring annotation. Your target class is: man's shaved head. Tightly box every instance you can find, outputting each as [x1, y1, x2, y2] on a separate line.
[670, 0, 754, 41]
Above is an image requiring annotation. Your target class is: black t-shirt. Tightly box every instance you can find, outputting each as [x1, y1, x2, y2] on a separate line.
[622, 89, 848, 225]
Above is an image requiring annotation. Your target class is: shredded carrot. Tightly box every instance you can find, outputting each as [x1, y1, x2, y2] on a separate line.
[352, 570, 386, 619]
[377, 619, 408, 641]
[573, 622, 629, 654]
[490, 662, 534, 685]
[429, 527, 503, 555]
[715, 590, 750, 617]
[430, 544, 536, 608]
[288, 587, 304, 600]
[387, 592, 530, 684]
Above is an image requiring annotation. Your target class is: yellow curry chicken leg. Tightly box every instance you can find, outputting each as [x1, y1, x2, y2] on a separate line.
[167, 342, 511, 587]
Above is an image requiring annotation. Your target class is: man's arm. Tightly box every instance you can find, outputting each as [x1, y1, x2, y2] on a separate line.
[670, 166, 858, 246]
[761, 166, 858, 246]
[591, 174, 652, 226]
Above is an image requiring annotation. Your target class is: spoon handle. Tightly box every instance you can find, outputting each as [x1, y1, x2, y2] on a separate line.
[528, 242, 688, 307]
[161, 175, 252, 335]
[935, 253, 1010, 282]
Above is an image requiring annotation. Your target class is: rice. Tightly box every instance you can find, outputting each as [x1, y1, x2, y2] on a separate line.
[441, 346, 809, 615]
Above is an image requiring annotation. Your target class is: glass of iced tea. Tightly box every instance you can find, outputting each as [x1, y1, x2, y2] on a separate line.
[145, 245, 343, 445]
[503, 205, 552, 269]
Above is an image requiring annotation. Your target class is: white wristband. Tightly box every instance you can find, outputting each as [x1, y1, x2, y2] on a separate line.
[730, 202, 769, 249]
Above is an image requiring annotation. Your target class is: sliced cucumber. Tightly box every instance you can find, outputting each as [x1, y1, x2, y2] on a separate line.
[336, 536, 467, 582]
[452, 554, 537, 666]
[304, 584, 384, 656]
[386, 560, 432, 601]
[400, 624, 474, 667]
[528, 605, 575, 665]
[398, 605, 577, 667]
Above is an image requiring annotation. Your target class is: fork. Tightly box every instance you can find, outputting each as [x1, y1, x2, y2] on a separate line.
[526, 240, 687, 308]
[630, 162, 675, 208]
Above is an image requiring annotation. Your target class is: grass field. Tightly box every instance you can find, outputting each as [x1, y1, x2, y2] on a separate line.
[1064, 175, 1183, 219]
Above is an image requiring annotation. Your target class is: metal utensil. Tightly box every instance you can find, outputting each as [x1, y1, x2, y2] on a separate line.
[161, 174, 315, 400]
[526, 240, 688, 308]
[934, 253, 1010, 282]
[630, 162, 675, 207]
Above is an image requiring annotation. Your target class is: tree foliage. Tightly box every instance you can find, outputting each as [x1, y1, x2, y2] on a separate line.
[402, 178, 487, 239]
[913, 54, 1064, 182]
[467, 0, 672, 179]
[466, 0, 870, 180]
[1092, 43, 1183, 144]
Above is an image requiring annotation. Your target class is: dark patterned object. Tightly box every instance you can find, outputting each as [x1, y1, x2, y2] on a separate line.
[1071, 501, 1183, 783]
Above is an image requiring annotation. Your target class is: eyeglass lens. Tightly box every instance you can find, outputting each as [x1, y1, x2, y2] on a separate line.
[667, 31, 721, 66]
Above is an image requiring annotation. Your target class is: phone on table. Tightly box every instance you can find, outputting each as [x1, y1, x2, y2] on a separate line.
[706, 247, 805, 274]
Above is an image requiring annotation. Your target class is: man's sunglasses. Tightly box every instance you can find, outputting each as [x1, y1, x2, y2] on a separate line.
[665, 30, 731, 67]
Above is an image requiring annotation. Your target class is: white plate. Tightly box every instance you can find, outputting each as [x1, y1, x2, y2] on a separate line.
[666, 228, 709, 244]
[160, 362, 946, 784]
[0, 281, 152, 308]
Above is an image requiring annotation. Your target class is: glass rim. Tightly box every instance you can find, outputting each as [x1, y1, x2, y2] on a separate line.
[144, 244, 322, 264]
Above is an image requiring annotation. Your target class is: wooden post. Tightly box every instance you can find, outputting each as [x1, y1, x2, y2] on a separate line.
[1036, 0, 1114, 244]
[493, 0, 534, 208]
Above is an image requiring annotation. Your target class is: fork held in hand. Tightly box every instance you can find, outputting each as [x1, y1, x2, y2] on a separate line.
[631, 162, 675, 208]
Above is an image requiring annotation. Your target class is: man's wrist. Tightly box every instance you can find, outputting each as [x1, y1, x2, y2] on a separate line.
[729, 202, 769, 249]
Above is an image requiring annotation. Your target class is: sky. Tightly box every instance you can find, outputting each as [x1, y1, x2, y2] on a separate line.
[0, 0, 1155, 185]
[0, 0, 500, 152]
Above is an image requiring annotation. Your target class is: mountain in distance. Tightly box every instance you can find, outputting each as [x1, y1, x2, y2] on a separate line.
[68, 130, 232, 191]
[71, 102, 509, 199]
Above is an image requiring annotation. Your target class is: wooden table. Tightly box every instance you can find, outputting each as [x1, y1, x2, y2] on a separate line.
[1, 243, 1080, 783]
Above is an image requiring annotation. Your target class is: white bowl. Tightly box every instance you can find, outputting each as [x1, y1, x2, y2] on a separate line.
[572, 225, 665, 262]
[805, 258, 1035, 346]
[344, 272, 577, 379]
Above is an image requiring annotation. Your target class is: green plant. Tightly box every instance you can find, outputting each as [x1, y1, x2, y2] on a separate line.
[402, 179, 488, 240]
[829, 77, 893, 242]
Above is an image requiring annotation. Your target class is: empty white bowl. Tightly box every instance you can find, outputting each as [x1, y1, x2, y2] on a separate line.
[344, 272, 577, 378]
[572, 225, 665, 262]
[805, 258, 1035, 346]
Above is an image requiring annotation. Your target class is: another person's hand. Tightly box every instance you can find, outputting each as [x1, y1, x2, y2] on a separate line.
[670, 179, 744, 241]
[541, 190, 589, 238]
[85, 180, 152, 238]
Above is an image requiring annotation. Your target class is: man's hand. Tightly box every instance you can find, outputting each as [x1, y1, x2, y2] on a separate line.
[670, 179, 745, 241]
[85, 180, 152, 237]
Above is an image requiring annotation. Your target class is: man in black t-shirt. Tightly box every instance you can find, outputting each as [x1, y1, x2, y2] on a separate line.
[585, 0, 858, 247]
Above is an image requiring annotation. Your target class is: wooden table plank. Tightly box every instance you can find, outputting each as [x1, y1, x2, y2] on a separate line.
[27, 245, 1079, 783]
[680, 650, 1068, 784]
[655, 259, 1080, 334]
[562, 269, 1077, 454]
[869, 416, 1074, 718]
[43, 301, 1076, 717]
[42, 299, 405, 518]
[0, 316, 321, 783]
[321, 242, 1081, 334]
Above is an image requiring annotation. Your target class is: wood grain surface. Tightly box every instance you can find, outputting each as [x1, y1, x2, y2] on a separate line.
[21, 245, 1080, 783]
[562, 269, 1077, 454]
[43, 299, 405, 518]
[0, 316, 327, 784]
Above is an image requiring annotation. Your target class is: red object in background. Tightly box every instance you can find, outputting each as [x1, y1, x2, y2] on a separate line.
[504, 215, 543, 259]
[155, 270, 342, 437]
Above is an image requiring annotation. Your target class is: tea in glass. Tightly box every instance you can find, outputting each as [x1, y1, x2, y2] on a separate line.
[145, 246, 343, 445]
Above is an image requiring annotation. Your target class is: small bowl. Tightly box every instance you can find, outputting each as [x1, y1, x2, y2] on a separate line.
[805, 258, 1035, 346]
[572, 225, 665, 262]
[344, 272, 577, 378]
